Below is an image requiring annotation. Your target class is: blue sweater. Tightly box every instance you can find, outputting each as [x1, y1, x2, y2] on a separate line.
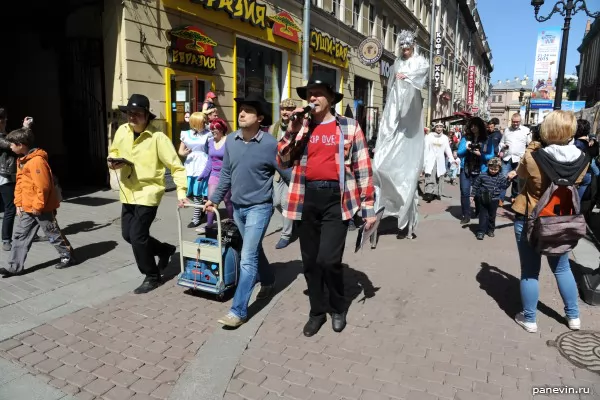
[210, 130, 278, 207]
[457, 135, 495, 174]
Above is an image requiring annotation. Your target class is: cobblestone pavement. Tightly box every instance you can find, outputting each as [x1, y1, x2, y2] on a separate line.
[0, 184, 599, 400]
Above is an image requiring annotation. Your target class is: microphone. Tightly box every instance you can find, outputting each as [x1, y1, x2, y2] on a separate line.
[290, 103, 315, 121]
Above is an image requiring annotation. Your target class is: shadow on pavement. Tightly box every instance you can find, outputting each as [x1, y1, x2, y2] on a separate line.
[445, 205, 463, 220]
[61, 220, 112, 236]
[21, 240, 119, 275]
[63, 196, 118, 207]
[344, 264, 380, 305]
[476, 262, 564, 325]
[301, 264, 380, 310]
[246, 260, 304, 321]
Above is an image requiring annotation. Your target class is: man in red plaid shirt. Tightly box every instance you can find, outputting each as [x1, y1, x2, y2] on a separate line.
[277, 73, 376, 337]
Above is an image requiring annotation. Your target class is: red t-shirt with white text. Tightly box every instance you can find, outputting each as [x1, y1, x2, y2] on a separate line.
[305, 119, 339, 182]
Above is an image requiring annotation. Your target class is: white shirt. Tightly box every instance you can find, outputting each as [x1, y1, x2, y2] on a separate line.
[499, 125, 531, 163]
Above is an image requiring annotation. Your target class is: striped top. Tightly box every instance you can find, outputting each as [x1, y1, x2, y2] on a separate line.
[472, 173, 511, 201]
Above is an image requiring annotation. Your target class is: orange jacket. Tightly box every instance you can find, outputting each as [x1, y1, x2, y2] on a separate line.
[14, 149, 60, 213]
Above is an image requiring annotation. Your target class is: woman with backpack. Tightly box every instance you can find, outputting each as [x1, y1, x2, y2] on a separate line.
[509, 110, 588, 333]
[456, 117, 495, 224]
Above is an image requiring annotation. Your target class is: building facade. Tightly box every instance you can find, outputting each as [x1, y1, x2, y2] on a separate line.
[577, 18, 600, 107]
[0, 0, 491, 190]
[430, 0, 493, 123]
[489, 78, 532, 129]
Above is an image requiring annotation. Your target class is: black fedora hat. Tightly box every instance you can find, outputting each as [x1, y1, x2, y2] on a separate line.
[234, 93, 273, 127]
[296, 72, 343, 105]
[118, 94, 156, 120]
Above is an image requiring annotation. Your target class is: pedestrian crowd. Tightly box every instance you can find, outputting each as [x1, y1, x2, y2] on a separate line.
[1, 76, 595, 339]
[422, 110, 597, 333]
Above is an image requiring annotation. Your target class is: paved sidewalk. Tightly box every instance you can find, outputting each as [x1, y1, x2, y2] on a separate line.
[0, 184, 598, 400]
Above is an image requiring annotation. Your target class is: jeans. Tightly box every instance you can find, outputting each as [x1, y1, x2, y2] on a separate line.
[299, 183, 349, 316]
[0, 182, 16, 243]
[459, 170, 479, 219]
[500, 160, 519, 201]
[514, 217, 579, 322]
[478, 199, 498, 234]
[273, 178, 293, 240]
[577, 172, 592, 202]
[121, 204, 173, 280]
[230, 203, 274, 320]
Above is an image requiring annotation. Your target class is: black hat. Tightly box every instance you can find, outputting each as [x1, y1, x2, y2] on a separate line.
[296, 72, 343, 105]
[233, 93, 273, 127]
[118, 94, 156, 120]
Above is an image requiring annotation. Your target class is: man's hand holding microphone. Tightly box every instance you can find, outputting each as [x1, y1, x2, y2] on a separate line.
[287, 103, 315, 135]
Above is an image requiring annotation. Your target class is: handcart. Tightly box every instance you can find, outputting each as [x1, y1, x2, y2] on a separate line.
[176, 203, 240, 300]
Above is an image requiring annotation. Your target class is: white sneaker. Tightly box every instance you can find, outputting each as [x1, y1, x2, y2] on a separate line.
[515, 312, 538, 333]
[567, 317, 581, 330]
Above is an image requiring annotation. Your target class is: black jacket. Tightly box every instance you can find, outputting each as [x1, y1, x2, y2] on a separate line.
[0, 133, 17, 177]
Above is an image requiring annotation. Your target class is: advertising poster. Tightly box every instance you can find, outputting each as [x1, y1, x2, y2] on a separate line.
[532, 27, 562, 100]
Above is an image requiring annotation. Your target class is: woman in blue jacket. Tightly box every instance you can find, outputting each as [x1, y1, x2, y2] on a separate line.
[457, 117, 495, 224]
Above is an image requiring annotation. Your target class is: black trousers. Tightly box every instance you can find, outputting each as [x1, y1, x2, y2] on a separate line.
[478, 199, 499, 234]
[121, 204, 171, 279]
[0, 182, 16, 243]
[299, 183, 349, 317]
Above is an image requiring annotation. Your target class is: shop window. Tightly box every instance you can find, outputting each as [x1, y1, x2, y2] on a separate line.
[353, 1, 361, 30]
[170, 76, 210, 149]
[332, 0, 339, 17]
[312, 62, 342, 114]
[236, 38, 283, 126]
[368, 3, 375, 35]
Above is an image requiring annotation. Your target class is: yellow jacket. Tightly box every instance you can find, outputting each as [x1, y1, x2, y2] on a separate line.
[108, 123, 187, 206]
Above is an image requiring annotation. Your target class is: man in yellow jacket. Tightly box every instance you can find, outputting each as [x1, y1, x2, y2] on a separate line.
[108, 94, 188, 294]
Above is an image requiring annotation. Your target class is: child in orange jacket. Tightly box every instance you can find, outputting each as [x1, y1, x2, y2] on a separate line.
[0, 128, 76, 277]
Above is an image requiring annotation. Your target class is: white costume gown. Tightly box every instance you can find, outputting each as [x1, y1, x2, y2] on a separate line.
[373, 53, 429, 233]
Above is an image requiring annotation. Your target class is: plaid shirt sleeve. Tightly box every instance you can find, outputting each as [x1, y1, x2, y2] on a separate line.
[277, 121, 310, 169]
[351, 123, 376, 218]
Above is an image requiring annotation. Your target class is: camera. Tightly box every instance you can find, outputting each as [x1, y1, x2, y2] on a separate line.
[468, 142, 481, 151]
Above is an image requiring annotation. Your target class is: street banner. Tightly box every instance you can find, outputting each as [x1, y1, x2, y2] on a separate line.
[431, 30, 453, 121]
[467, 66, 476, 106]
[532, 27, 562, 101]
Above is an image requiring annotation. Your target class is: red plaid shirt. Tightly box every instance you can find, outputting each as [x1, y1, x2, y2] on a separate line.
[277, 115, 375, 221]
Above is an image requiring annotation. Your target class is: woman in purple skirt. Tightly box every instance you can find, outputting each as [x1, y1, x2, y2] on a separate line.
[197, 118, 233, 233]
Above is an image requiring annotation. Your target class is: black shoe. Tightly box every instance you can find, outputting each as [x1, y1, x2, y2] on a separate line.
[476, 232, 485, 240]
[55, 255, 78, 270]
[303, 315, 326, 337]
[460, 217, 470, 225]
[187, 221, 201, 228]
[0, 267, 22, 277]
[133, 277, 163, 294]
[331, 312, 347, 333]
[158, 244, 176, 271]
[486, 231, 495, 237]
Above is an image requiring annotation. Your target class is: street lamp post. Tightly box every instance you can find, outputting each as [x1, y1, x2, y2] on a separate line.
[530, 0, 599, 110]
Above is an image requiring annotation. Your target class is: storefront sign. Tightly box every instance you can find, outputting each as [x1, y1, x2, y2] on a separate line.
[189, 0, 267, 30]
[380, 58, 393, 80]
[167, 25, 217, 70]
[310, 29, 349, 63]
[433, 31, 443, 90]
[358, 37, 382, 65]
[269, 11, 301, 43]
[467, 65, 476, 105]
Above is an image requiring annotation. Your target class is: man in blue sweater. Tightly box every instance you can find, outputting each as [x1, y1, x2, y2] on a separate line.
[205, 94, 277, 328]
